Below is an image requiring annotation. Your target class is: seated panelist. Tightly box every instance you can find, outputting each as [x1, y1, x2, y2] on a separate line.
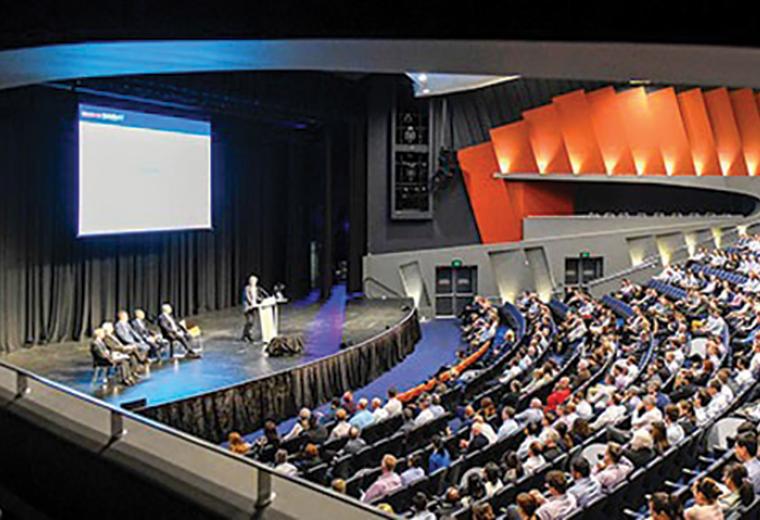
[115, 310, 152, 359]
[158, 303, 201, 359]
[102, 321, 149, 370]
[130, 308, 168, 359]
[91, 327, 136, 386]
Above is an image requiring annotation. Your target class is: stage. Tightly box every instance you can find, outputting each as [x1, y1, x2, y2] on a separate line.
[1, 285, 413, 408]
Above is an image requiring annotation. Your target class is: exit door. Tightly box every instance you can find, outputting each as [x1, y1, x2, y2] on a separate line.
[436, 265, 478, 317]
[565, 257, 604, 286]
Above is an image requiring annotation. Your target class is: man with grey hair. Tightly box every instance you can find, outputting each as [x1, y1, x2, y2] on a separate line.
[515, 398, 544, 425]
[158, 303, 201, 358]
[242, 274, 267, 343]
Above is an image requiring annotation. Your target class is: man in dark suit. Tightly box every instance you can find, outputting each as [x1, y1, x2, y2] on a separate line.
[130, 308, 168, 360]
[241, 274, 267, 343]
[115, 310, 152, 360]
[91, 327, 135, 385]
[102, 321, 149, 372]
[158, 303, 201, 358]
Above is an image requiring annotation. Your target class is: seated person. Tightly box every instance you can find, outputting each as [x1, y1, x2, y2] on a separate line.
[130, 308, 169, 359]
[592, 442, 634, 491]
[115, 310, 152, 360]
[102, 321, 148, 371]
[90, 327, 135, 386]
[227, 432, 251, 455]
[685, 477, 724, 520]
[362, 455, 402, 503]
[624, 429, 656, 467]
[530, 470, 577, 520]
[157, 303, 201, 358]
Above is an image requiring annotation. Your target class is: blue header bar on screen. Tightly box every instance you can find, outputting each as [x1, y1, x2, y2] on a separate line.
[79, 104, 210, 136]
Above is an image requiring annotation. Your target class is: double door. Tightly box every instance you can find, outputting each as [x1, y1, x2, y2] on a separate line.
[435, 266, 478, 317]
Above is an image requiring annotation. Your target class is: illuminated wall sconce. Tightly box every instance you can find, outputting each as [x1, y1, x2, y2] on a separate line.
[684, 232, 698, 256]
[711, 227, 723, 248]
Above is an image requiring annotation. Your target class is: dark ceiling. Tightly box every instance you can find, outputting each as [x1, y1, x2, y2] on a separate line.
[0, 2, 757, 50]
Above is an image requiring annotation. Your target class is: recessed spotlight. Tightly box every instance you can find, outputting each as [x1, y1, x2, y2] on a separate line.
[422, 88, 431, 95]
[418, 73, 428, 83]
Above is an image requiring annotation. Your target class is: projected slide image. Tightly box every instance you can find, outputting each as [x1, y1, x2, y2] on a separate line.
[78, 104, 212, 236]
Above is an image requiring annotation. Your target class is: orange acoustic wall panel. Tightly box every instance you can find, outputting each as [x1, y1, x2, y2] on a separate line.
[647, 87, 695, 175]
[731, 89, 760, 176]
[552, 90, 606, 174]
[457, 142, 521, 243]
[518, 182, 575, 216]
[615, 87, 665, 175]
[704, 88, 748, 176]
[678, 88, 721, 176]
[489, 121, 539, 173]
[586, 87, 636, 175]
[522, 104, 572, 174]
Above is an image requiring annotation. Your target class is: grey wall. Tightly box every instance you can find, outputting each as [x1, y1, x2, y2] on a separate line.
[523, 215, 741, 240]
[364, 216, 750, 317]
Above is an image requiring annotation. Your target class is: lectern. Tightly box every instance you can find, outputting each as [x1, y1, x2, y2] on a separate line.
[257, 296, 279, 346]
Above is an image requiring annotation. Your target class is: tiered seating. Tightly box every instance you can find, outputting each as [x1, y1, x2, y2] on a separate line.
[691, 263, 749, 285]
[600, 294, 634, 319]
[244, 236, 760, 519]
[646, 279, 688, 300]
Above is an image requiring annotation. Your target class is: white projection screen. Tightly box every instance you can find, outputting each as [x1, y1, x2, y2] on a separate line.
[78, 104, 212, 236]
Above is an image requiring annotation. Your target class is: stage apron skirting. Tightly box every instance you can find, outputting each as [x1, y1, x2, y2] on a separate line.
[139, 309, 422, 443]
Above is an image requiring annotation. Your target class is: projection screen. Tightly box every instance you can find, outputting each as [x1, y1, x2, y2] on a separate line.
[78, 104, 211, 236]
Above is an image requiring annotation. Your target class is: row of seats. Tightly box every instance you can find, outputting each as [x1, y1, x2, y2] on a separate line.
[691, 263, 750, 285]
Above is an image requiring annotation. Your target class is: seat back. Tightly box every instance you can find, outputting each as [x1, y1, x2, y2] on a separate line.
[706, 417, 745, 452]
[579, 443, 607, 466]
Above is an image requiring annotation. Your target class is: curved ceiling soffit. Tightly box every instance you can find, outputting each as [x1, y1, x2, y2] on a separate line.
[4, 40, 760, 91]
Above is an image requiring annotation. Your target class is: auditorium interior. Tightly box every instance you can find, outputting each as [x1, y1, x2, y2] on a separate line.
[6, 4, 760, 520]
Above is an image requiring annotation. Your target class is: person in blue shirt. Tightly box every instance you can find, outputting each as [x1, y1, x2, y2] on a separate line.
[428, 435, 451, 474]
[348, 398, 375, 430]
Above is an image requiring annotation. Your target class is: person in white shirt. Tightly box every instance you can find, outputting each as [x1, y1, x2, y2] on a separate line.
[523, 441, 546, 475]
[383, 387, 403, 416]
[735, 358, 756, 388]
[371, 397, 389, 423]
[706, 380, 730, 417]
[664, 404, 685, 445]
[273, 449, 299, 477]
[498, 407, 520, 438]
[515, 398, 544, 426]
[474, 416, 498, 444]
[631, 396, 663, 432]
[429, 394, 446, 418]
[590, 393, 627, 431]
[328, 409, 352, 440]
[282, 408, 311, 442]
[413, 395, 436, 427]
[749, 340, 760, 378]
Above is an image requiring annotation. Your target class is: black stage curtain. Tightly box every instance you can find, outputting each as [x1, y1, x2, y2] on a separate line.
[0, 87, 320, 353]
[141, 310, 421, 444]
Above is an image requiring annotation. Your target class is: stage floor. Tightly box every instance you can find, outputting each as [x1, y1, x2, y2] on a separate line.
[1, 286, 411, 407]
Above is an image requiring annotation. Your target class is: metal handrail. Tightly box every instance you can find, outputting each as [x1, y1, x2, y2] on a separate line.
[362, 276, 405, 298]
[0, 357, 389, 518]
